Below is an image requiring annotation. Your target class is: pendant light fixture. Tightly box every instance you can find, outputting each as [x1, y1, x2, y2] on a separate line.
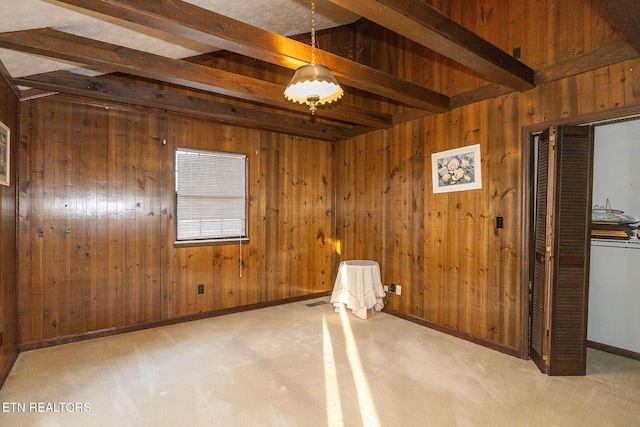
[284, 0, 344, 114]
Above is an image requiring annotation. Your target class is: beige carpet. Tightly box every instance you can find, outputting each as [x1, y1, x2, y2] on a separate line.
[0, 297, 639, 426]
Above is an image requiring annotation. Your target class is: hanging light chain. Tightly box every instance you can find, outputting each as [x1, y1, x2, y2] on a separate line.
[310, 0, 316, 65]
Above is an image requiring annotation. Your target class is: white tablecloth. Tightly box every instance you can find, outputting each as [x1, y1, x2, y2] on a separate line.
[330, 260, 385, 319]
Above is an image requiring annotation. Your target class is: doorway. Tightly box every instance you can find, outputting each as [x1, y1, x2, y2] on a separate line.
[588, 119, 640, 358]
[524, 111, 640, 375]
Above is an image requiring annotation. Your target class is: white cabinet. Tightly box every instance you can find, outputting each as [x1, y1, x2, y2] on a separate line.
[588, 241, 640, 353]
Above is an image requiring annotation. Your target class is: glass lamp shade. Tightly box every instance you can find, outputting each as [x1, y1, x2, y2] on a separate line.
[284, 64, 344, 114]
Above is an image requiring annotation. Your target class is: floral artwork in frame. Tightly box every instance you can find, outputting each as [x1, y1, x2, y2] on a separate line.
[431, 144, 482, 193]
[0, 120, 9, 187]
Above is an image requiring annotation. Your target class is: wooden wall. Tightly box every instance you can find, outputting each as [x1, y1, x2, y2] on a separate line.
[336, 97, 525, 353]
[337, 0, 640, 356]
[11, 0, 640, 358]
[0, 69, 18, 383]
[423, 0, 622, 93]
[17, 98, 336, 344]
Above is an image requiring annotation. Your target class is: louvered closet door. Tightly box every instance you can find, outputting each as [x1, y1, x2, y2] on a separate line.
[531, 128, 553, 374]
[531, 125, 594, 376]
[548, 125, 594, 375]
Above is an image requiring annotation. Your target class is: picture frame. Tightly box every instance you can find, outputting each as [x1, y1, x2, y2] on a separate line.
[431, 143, 482, 193]
[0, 120, 9, 187]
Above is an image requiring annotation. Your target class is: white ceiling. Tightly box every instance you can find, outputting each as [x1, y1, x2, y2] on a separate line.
[0, 0, 360, 78]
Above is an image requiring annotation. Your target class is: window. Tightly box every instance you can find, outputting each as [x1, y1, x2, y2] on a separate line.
[175, 148, 248, 243]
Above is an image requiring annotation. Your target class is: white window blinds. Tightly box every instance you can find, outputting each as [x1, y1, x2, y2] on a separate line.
[175, 149, 247, 242]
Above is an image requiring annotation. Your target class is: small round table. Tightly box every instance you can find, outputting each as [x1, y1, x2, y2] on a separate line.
[330, 260, 385, 319]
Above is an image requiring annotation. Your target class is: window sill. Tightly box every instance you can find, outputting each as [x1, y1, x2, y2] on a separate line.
[174, 237, 249, 248]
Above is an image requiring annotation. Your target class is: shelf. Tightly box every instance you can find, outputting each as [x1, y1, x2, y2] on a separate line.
[591, 238, 640, 249]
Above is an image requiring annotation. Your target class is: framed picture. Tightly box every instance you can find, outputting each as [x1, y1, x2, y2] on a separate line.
[431, 143, 482, 193]
[0, 120, 9, 186]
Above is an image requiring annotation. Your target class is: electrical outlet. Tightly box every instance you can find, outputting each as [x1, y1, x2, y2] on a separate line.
[395, 285, 402, 295]
[389, 283, 396, 294]
[383, 285, 389, 292]
[197, 284, 204, 294]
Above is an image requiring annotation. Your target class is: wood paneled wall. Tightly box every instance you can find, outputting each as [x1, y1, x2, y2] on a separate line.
[12, 0, 640, 357]
[0, 70, 18, 383]
[354, 0, 623, 96]
[337, 0, 640, 355]
[337, 96, 524, 352]
[17, 98, 336, 344]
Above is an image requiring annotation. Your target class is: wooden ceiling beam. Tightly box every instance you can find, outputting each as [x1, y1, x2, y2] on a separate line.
[15, 71, 371, 141]
[0, 28, 392, 129]
[18, 88, 58, 102]
[450, 40, 639, 110]
[534, 40, 638, 85]
[329, 0, 535, 92]
[54, 0, 450, 113]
